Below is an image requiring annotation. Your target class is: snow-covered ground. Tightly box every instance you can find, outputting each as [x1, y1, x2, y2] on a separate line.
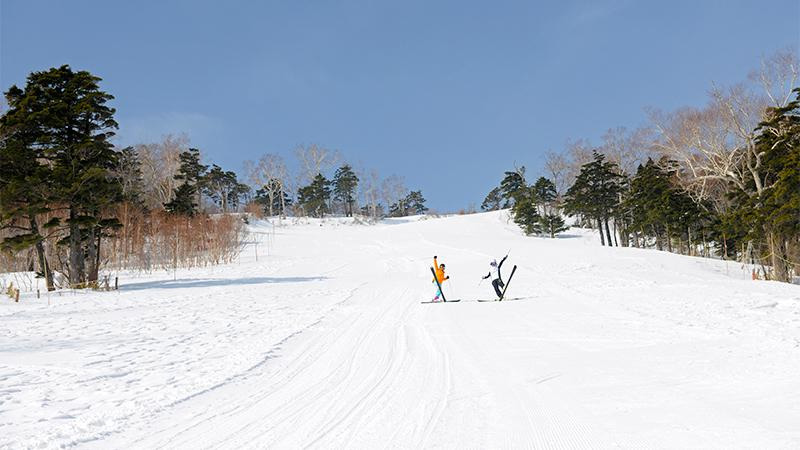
[2, 211, 799, 449]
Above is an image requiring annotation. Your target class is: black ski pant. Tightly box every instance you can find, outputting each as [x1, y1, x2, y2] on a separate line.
[492, 278, 504, 298]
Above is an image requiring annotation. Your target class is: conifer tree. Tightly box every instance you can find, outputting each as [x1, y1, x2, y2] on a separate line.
[388, 190, 428, 217]
[165, 148, 207, 215]
[255, 181, 292, 216]
[332, 164, 359, 217]
[511, 186, 541, 235]
[564, 151, 622, 246]
[203, 164, 250, 213]
[0, 96, 56, 290]
[481, 186, 504, 211]
[298, 173, 331, 217]
[738, 88, 800, 281]
[500, 167, 526, 205]
[531, 177, 558, 216]
[2, 66, 122, 285]
[529, 177, 567, 237]
[116, 146, 145, 206]
[539, 213, 569, 238]
[405, 190, 428, 215]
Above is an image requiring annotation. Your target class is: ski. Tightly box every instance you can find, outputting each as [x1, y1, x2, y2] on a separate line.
[477, 296, 527, 302]
[421, 299, 461, 304]
[498, 265, 517, 301]
[430, 266, 447, 302]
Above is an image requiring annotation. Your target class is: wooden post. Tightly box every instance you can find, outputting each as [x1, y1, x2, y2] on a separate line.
[15, 289, 20, 303]
[115, 276, 118, 290]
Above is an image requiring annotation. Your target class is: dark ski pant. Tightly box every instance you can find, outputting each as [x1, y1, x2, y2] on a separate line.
[492, 279, 504, 298]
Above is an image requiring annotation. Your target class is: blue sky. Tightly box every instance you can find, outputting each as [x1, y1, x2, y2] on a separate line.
[2, 0, 798, 211]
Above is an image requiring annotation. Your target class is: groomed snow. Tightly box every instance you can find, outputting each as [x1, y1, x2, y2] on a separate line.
[1, 211, 799, 448]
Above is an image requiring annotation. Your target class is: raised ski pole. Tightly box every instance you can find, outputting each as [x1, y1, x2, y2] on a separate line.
[499, 265, 517, 301]
[430, 267, 447, 302]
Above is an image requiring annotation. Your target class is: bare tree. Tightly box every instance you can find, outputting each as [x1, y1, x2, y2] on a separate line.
[381, 174, 407, 214]
[563, 138, 595, 189]
[244, 153, 288, 216]
[358, 168, 382, 219]
[750, 47, 799, 108]
[648, 103, 743, 203]
[655, 49, 800, 202]
[136, 134, 188, 210]
[543, 150, 569, 198]
[293, 144, 342, 185]
[600, 126, 651, 176]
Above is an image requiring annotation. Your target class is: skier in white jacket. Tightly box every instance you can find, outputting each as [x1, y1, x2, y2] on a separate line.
[482, 254, 508, 299]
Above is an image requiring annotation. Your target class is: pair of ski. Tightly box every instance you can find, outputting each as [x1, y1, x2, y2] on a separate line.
[422, 265, 517, 304]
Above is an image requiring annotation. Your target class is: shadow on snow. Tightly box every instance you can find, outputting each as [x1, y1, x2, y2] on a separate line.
[121, 276, 328, 291]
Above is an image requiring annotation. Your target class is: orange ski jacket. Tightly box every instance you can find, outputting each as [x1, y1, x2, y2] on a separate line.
[433, 257, 447, 284]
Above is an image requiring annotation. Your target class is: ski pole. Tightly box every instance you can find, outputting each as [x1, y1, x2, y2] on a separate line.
[448, 279, 457, 300]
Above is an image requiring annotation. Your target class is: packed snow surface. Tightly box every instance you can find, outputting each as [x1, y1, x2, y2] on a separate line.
[2, 211, 799, 449]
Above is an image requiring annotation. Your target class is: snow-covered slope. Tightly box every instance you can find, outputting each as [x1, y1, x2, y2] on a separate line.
[2, 211, 799, 449]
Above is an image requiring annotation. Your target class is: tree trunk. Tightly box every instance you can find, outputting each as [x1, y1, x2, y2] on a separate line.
[597, 217, 605, 246]
[279, 186, 285, 218]
[29, 215, 54, 291]
[619, 223, 629, 248]
[87, 225, 99, 285]
[666, 224, 673, 253]
[722, 233, 729, 259]
[769, 231, 790, 283]
[604, 217, 613, 247]
[702, 231, 708, 258]
[652, 225, 662, 251]
[612, 220, 619, 247]
[68, 208, 84, 287]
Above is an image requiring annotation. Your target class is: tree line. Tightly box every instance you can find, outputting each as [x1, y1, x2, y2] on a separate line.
[244, 146, 427, 219]
[483, 49, 800, 283]
[482, 169, 568, 238]
[0, 66, 429, 290]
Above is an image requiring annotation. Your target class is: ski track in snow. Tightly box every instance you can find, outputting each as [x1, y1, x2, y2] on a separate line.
[1, 211, 800, 449]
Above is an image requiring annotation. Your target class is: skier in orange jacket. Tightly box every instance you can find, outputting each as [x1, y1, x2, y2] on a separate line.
[432, 256, 449, 301]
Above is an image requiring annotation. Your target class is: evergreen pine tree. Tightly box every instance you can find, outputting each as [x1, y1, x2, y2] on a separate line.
[481, 187, 504, 211]
[511, 186, 542, 235]
[531, 177, 558, 216]
[4, 66, 122, 285]
[405, 190, 428, 215]
[539, 214, 568, 238]
[500, 167, 526, 205]
[522, 177, 568, 238]
[741, 87, 800, 281]
[0, 90, 56, 290]
[255, 181, 292, 216]
[332, 165, 359, 217]
[116, 146, 145, 206]
[298, 173, 331, 218]
[564, 151, 622, 246]
[165, 148, 207, 215]
[203, 164, 250, 213]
